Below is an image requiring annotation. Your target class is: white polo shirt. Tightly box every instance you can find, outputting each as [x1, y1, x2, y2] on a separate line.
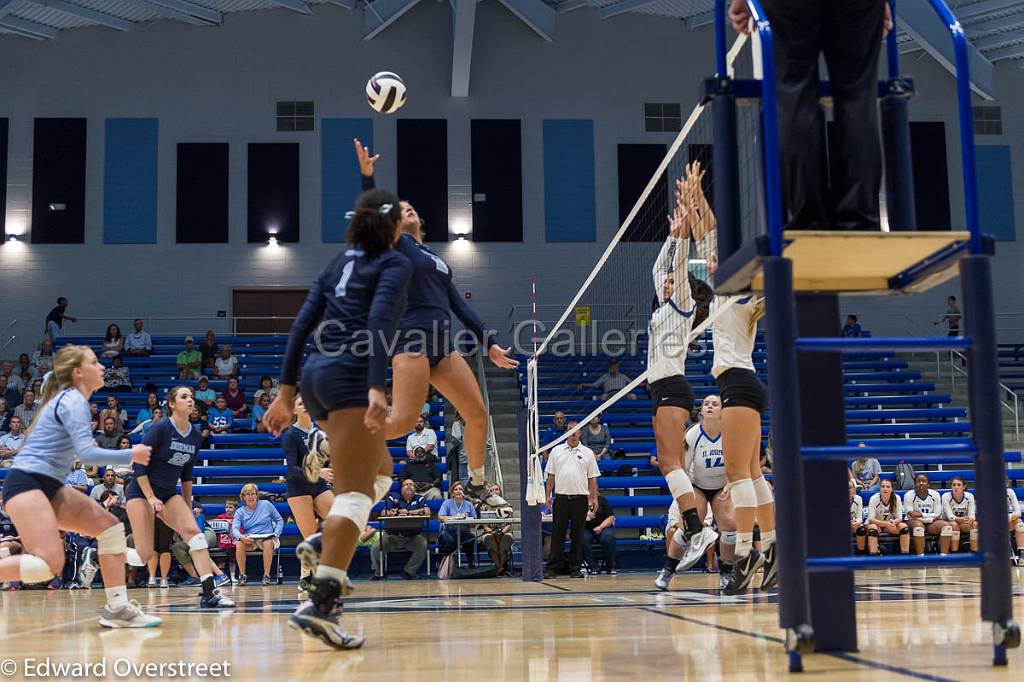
[545, 442, 599, 496]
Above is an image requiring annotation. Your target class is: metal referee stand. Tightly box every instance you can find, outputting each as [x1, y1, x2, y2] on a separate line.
[709, 0, 1020, 672]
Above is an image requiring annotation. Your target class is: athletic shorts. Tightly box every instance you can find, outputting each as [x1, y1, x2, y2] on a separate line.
[300, 353, 370, 420]
[286, 475, 331, 500]
[125, 482, 178, 504]
[694, 485, 725, 502]
[1, 469, 64, 505]
[648, 376, 696, 416]
[715, 368, 768, 414]
[153, 517, 175, 553]
[396, 327, 455, 367]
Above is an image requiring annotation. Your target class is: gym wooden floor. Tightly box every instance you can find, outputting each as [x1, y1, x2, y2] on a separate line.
[1, 568, 1022, 681]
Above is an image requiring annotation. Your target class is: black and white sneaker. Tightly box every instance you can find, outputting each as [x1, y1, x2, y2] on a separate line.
[288, 577, 363, 650]
[760, 545, 778, 591]
[677, 527, 718, 572]
[722, 550, 764, 595]
[79, 548, 98, 589]
[465, 480, 507, 507]
[295, 534, 356, 596]
[654, 568, 673, 591]
[199, 589, 236, 609]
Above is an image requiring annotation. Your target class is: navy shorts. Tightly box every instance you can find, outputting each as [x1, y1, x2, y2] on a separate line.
[396, 327, 454, 367]
[300, 353, 369, 420]
[286, 475, 331, 500]
[1, 469, 64, 505]
[125, 481, 178, 504]
[715, 368, 768, 414]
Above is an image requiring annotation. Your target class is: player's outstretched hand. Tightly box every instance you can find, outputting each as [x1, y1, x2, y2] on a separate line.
[354, 138, 379, 177]
[130, 444, 152, 467]
[263, 395, 295, 437]
[489, 345, 519, 369]
[728, 0, 751, 34]
[364, 387, 388, 433]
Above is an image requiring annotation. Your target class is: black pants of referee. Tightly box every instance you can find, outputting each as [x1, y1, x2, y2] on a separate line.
[763, 0, 884, 231]
[547, 494, 588, 574]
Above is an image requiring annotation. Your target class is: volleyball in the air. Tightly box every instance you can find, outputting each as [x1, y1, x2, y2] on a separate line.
[366, 71, 407, 114]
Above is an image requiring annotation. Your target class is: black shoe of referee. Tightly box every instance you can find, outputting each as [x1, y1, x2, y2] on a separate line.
[289, 577, 364, 650]
[722, 550, 764, 596]
[759, 544, 778, 591]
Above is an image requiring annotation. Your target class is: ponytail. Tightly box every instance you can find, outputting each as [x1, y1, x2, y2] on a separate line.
[27, 344, 92, 434]
[346, 188, 401, 258]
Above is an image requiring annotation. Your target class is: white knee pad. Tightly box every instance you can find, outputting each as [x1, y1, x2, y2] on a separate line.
[970, 529, 979, 540]
[126, 548, 145, 567]
[912, 526, 925, 538]
[0, 547, 9, 559]
[329, 491, 374, 529]
[940, 526, 953, 537]
[672, 529, 686, 547]
[730, 478, 757, 509]
[664, 469, 693, 501]
[1014, 521, 1024, 533]
[187, 533, 209, 555]
[20, 554, 54, 584]
[720, 530, 737, 546]
[753, 477, 774, 507]
[373, 475, 393, 504]
[96, 523, 128, 556]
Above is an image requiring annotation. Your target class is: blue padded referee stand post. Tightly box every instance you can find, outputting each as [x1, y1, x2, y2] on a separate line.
[519, 409, 544, 581]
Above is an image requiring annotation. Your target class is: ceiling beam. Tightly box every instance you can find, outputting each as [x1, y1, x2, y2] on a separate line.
[329, 0, 356, 8]
[898, 0, 995, 99]
[495, 0, 554, 41]
[268, 0, 311, 13]
[26, 0, 133, 30]
[953, 0, 1024, 20]
[450, 0, 475, 96]
[363, 0, 421, 39]
[972, 28, 1024, 48]
[599, 0, 658, 19]
[684, 8, 713, 28]
[0, 15, 58, 37]
[118, 0, 220, 25]
[964, 11, 1024, 34]
[980, 40, 1024, 58]
[554, 0, 588, 11]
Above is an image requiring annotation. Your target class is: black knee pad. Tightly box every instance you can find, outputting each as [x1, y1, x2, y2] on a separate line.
[855, 526, 867, 537]
[899, 527, 909, 536]
[867, 528, 879, 537]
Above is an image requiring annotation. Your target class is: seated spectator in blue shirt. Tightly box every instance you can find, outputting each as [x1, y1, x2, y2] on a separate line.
[231, 483, 284, 585]
[65, 461, 90, 493]
[0, 416, 25, 468]
[136, 392, 160, 424]
[194, 376, 217, 407]
[123, 319, 153, 356]
[253, 394, 271, 433]
[842, 315, 863, 338]
[208, 396, 234, 434]
[0, 398, 13, 435]
[129, 407, 163, 437]
[437, 481, 478, 566]
[543, 410, 568, 447]
[0, 376, 20, 409]
[371, 479, 430, 579]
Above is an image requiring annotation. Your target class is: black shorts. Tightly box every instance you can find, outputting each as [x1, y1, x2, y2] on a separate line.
[286, 476, 331, 500]
[125, 481, 178, 504]
[715, 368, 768, 414]
[1, 469, 64, 505]
[300, 353, 369, 420]
[648, 376, 696, 416]
[396, 326, 455, 367]
[695, 485, 725, 502]
[153, 517, 175, 553]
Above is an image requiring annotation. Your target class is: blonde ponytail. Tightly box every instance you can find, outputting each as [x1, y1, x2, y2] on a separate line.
[27, 344, 92, 434]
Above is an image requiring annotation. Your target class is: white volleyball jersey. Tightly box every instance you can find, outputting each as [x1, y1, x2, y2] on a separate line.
[710, 295, 761, 378]
[867, 493, 904, 522]
[903, 489, 942, 521]
[942, 491, 976, 520]
[1008, 488, 1021, 519]
[850, 496, 864, 524]
[647, 236, 694, 384]
[684, 424, 726, 490]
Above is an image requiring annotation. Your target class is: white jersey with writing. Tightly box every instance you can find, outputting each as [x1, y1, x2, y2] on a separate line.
[902, 489, 942, 521]
[867, 493, 904, 522]
[941, 491, 976, 521]
[850, 496, 864, 524]
[710, 295, 761, 377]
[1009, 488, 1021, 519]
[684, 424, 726, 490]
[647, 236, 694, 384]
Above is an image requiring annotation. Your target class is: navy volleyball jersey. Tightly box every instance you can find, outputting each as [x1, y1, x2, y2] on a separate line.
[281, 424, 313, 481]
[280, 247, 413, 388]
[136, 419, 203, 492]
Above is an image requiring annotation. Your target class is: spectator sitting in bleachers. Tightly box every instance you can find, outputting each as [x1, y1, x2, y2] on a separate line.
[136, 392, 160, 424]
[129, 407, 163, 436]
[1007, 480, 1024, 564]
[209, 498, 239, 584]
[65, 460, 90, 494]
[232, 483, 284, 586]
[437, 481, 477, 567]
[253, 394, 271, 433]
[543, 410, 567, 448]
[31, 338, 54, 377]
[582, 493, 616, 575]
[101, 324, 125, 358]
[194, 377, 216, 407]
[253, 376, 278, 407]
[401, 446, 444, 500]
[15, 354, 35, 388]
[842, 315, 862, 338]
[866, 479, 909, 555]
[903, 473, 952, 555]
[0, 416, 25, 468]
[0, 399, 13, 434]
[89, 468, 125, 504]
[12, 389, 36, 426]
[405, 415, 438, 460]
[851, 454, 881, 493]
[100, 394, 127, 429]
[123, 319, 152, 356]
[177, 336, 202, 380]
[372, 479, 430, 580]
[113, 436, 134, 484]
[96, 416, 124, 448]
[576, 359, 636, 401]
[478, 483, 514, 576]
[214, 345, 238, 379]
[942, 476, 977, 553]
[580, 414, 611, 460]
[103, 355, 132, 392]
[850, 479, 865, 553]
[207, 396, 234, 434]
[222, 377, 249, 420]
[189, 404, 210, 446]
[172, 503, 227, 587]
[199, 330, 218, 370]
[0, 377, 19, 410]
[1, 361, 23, 394]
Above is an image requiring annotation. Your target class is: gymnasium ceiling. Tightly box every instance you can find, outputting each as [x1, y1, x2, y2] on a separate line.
[0, 0, 1014, 99]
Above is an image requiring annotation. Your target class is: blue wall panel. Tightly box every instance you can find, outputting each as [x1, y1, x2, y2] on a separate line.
[976, 145, 1016, 241]
[322, 118, 373, 243]
[104, 118, 158, 244]
[543, 119, 596, 242]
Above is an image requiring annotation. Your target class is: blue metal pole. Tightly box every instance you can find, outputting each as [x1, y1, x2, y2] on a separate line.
[886, 0, 899, 79]
[714, 0, 727, 77]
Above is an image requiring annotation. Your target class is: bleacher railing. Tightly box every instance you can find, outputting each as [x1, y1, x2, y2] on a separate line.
[947, 348, 1020, 440]
[0, 319, 16, 354]
[50, 316, 298, 337]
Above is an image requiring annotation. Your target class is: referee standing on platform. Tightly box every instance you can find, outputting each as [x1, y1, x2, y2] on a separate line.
[729, 0, 893, 231]
[544, 422, 599, 578]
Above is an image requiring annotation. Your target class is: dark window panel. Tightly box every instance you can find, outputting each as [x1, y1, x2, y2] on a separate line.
[177, 143, 229, 243]
[248, 143, 300, 243]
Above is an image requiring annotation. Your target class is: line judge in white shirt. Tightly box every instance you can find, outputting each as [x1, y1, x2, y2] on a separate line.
[544, 422, 599, 578]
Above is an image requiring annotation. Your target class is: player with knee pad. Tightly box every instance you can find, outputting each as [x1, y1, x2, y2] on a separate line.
[263, 187, 415, 651]
[866, 480, 909, 555]
[850, 479, 867, 553]
[124, 386, 233, 610]
[904, 474, 952, 554]
[942, 476, 977, 553]
[656, 501, 691, 591]
[1006, 483, 1024, 564]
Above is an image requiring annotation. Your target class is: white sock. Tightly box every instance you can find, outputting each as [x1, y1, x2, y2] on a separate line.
[200, 573, 212, 582]
[105, 585, 128, 608]
[316, 564, 348, 583]
[470, 467, 485, 486]
[761, 530, 776, 550]
[735, 532, 754, 558]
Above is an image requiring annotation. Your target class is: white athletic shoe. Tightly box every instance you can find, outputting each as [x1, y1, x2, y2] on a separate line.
[79, 548, 98, 589]
[147, 578, 156, 588]
[677, 527, 718, 573]
[99, 600, 163, 628]
[654, 568, 673, 591]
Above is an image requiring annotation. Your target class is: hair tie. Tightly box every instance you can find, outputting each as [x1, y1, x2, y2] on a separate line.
[379, 203, 393, 214]
[344, 210, 356, 220]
